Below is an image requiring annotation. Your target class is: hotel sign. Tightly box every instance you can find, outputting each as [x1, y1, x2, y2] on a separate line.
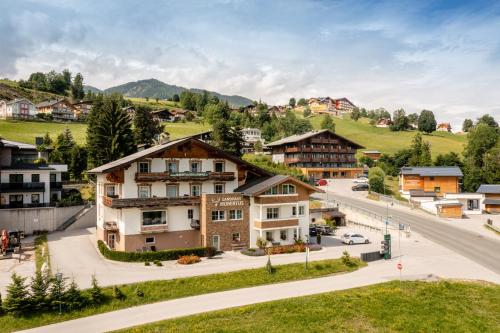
[211, 195, 244, 207]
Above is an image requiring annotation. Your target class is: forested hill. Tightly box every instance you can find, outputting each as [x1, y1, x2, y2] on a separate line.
[101, 79, 253, 107]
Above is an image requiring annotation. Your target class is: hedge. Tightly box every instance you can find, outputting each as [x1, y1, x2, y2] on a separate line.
[97, 240, 216, 262]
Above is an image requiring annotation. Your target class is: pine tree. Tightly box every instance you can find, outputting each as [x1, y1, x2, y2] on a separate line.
[30, 271, 50, 312]
[112, 285, 124, 300]
[87, 95, 135, 167]
[71, 73, 85, 100]
[53, 128, 75, 165]
[133, 106, 164, 146]
[4, 273, 30, 314]
[65, 279, 85, 310]
[42, 132, 53, 147]
[89, 275, 104, 304]
[69, 145, 88, 180]
[49, 274, 66, 311]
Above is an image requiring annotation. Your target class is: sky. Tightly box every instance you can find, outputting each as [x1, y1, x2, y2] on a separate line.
[1, 0, 500, 129]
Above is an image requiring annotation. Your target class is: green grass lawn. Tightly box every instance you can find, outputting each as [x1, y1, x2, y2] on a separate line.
[126, 97, 181, 109]
[0, 258, 363, 332]
[117, 280, 500, 333]
[309, 115, 467, 157]
[0, 120, 209, 145]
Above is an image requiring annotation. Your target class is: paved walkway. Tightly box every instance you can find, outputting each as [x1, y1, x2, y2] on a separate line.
[18, 260, 440, 333]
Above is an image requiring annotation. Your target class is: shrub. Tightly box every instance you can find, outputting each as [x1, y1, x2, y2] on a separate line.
[256, 237, 268, 249]
[154, 260, 163, 266]
[145, 261, 151, 266]
[89, 275, 103, 304]
[98, 240, 214, 262]
[135, 287, 144, 298]
[241, 248, 266, 256]
[30, 271, 50, 311]
[49, 274, 66, 311]
[177, 255, 201, 265]
[341, 250, 357, 267]
[112, 286, 125, 300]
[65, 279, 86, 310]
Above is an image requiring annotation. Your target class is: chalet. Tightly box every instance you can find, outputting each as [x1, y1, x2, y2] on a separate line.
[151, 109, 174, 122]
[36, 99, 76, 121]
[266, 130, 365, 180]
[437, 123, 452, 132]
[0, 98, 37, 119]
[169, 108, 189, 121]
[72, 100, 93, 119]
[268, 105, 287, 117]
[240, 104, 258, 116]
[476, 184, 500, 213]
[375, 118, 392, 128]
[399, 166, 463, 199]
[88, 137, 322, 252]
[362, 150, 382, 161]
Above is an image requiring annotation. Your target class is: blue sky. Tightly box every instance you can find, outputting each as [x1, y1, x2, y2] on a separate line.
[1, 0, 499, 128]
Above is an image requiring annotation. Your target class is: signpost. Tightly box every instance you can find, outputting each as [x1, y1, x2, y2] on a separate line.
[55, 273, 63, 315]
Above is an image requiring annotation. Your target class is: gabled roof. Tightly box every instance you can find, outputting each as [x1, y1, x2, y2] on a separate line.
[233, 174, 323, 196]
[0, 138, 37, 150]
[36, 99, 68, 108]
[363, 150, 381, 154]
[88, 137, 272, 176]
[401, 166, 463, 177]
[265, 129, 364, 149]
[6, 98, 35, 105]
[476, 184, 500, 194]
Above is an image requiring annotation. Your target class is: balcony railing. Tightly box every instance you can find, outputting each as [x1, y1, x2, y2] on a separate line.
[190, 219, 200, 229]
[135, 171, 235, 182]
[103, 195, 200, 208]
[141, 224, 168, 233]
[50, 182, 63, 190]
[254, 218, 299, 229]
[0, 182, 45, 192]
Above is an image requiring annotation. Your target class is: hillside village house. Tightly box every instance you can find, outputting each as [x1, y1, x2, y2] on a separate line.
[437, 123, 452, 132]
[241, 128, 264, 153]
[0, 139, 67, 208]
[362, 150, 382, 161]
[375, 118, 392, 128]
[88, 137, 322, 252]
[266, 130, 365, 180]
[36, 99, 76, 121]
[72, 100, 93, 119]
[268, 105, 287, 117]
[0, 98, 37, 119]
[399, 166, 462, 200]
[476, 184, 500, 213]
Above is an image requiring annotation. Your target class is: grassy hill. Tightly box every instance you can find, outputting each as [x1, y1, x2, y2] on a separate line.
[0, 79, 63, 104]
[105, 78, 253, 107]
[0, 120, 210, 145]
[308, 114, 467, 157]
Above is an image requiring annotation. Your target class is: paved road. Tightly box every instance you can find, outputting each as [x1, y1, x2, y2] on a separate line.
[328, 191, 500, 275]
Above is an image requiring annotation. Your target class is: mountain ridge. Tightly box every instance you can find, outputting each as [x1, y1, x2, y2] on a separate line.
[86, 79, 253, 107]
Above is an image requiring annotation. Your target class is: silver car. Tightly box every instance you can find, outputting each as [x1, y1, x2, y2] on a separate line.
[342, 233, 370, 245]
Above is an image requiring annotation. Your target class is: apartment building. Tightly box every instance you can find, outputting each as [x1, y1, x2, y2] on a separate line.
[266, 130, 364, 180]
[88, 137, 321, 252]
[0, 139, 67, 208]
[399, 166, 463, 199]
[36, 99, 76, 121]
[0, 98, 37, 119]
[241, 128, 264, 153]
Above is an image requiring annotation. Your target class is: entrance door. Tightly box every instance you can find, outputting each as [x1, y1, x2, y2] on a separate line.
[108, 234, 116, 249]
[212, 235, 220, 251]
[9, 194, 23, 208]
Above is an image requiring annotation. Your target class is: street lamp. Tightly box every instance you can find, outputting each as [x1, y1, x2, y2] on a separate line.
[55, 273, 63, 315]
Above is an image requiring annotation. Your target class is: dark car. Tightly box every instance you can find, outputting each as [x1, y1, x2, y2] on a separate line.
[309, 224, 318, 237]
[352, 183, 369, 191]
[316, 224, 334, 235]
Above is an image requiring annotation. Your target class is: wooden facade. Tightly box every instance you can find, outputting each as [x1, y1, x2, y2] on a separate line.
[400, 175, 460, 197]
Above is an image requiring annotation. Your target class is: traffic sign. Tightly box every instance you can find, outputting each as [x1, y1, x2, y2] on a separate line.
[397, 263, 403, 270]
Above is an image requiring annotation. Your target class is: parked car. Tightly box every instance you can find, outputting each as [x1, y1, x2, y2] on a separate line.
[342, 233, 370, 245]
[352, 183, 369, 191]
[309, 224, 318, 237]
[316, 224, 334, 235]
[353, 177, 368, 184]
[315, 179, 328, 186]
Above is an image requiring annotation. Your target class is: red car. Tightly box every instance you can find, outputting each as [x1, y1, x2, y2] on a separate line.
[315, 179, 328, 186]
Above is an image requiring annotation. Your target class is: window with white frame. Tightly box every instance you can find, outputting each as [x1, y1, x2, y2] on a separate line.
[212, 210, 225, 221]
[190, 161, 201, 172]
[214, 161, 225, 172]
[138, 161, 150, 173]
[105, 185, 116, 197]
[188, 209, 194, 219]
[191, 184, 201, 196]
[229, 209, 242, 220]
[292, 206, 297, 216]
[138, 185, 151, 198]
[142, 211, 166, 226]
[282, 184, 295, 194]
[166, 161, 178, 173]
[265, 231, 273, 241]
[299, 205, 305, 216]
[166, 185, 178, 198]
[264, 186, 278, 195]
[145, 236, 155, 244]
[293, 228, 298, 240]
[280, 229, 288, 241]
[214, 183, 224, 194]
[232, 232, 241, 242]
[266, 207, 279, 219]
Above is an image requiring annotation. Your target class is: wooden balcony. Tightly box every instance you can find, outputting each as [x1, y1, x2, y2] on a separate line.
[103, 196, 200, 208]
[135, 171, 235, 182]
[254, 218, 299, 229]
[285, 146, 299, 153]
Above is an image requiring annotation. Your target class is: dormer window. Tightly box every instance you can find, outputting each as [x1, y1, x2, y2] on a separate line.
[138, 161, 150, 173]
